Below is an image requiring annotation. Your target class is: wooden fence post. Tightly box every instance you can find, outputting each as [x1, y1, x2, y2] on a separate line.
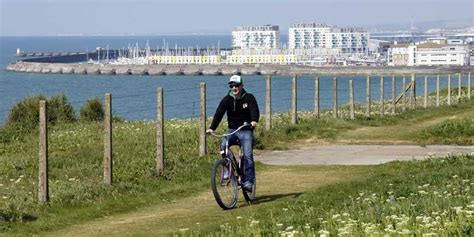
[458, 73, 462, 99]
[436, 75, 440, 107]
[314, 77, 320, 118]
[366, 75, 370, 117]
[333, 77, 338, 118]
[265, 76, 272, 131]
[402, 76, 406, 112]
[200, 82, 206, 157]
[424, 76, 428, 108]
[291, 75, 297, 124]
[39, 100, 49, 203]
[380, 76, 384, 117]
[156, 88, 164, 175]
[448, 74, 451, 105]
[411, 74, 416, 110]
[468, 72, 471, 99]
[349, 80, 354, 120]
[391, 75, 396, 114]
[104, 93, 112, 185]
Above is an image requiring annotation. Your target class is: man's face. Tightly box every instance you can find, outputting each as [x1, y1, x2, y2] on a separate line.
[229, 83, 242, 96]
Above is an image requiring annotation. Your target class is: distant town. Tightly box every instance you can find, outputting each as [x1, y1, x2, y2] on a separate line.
[14, 22, 474, 68]
[141, 23, 473, 67]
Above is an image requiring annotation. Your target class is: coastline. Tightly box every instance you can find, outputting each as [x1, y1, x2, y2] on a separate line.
[6, 61, 474, 76]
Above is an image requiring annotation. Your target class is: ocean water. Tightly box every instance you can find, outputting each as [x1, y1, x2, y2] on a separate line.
[0, 36, 462, 125]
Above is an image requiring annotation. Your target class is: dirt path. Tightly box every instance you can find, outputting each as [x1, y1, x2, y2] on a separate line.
[47, 166, 357, 236]
[256, 145, 473, 165]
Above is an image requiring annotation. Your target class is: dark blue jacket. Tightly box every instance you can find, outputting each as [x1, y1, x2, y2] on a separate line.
[210, 89, 260, 130]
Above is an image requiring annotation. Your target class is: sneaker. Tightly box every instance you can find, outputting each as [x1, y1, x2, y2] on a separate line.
[243, 181, 253, 192]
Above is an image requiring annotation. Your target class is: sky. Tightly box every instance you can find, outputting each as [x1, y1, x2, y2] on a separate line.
[0, 0, 472, 36]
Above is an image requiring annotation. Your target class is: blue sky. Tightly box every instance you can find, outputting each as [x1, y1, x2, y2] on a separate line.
[1, 0, 472, 36]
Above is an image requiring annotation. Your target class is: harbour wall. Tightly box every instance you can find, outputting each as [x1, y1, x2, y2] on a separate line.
[6, 61, 474, 76]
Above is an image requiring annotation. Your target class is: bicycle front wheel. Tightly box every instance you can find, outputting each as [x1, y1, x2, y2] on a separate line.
[211, 159, 238, 210]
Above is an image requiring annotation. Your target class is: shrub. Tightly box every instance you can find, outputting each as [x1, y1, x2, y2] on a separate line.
[5, 94, 77, 132]
[80, 98, 104, 122]
[48, 94, 77, 124]
[6, 94, 46, 129]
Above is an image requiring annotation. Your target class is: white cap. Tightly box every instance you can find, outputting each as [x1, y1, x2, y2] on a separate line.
[228, 75, 242, 85]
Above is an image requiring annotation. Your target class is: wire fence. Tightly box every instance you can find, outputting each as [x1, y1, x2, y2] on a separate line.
[1, 73, 472, 123]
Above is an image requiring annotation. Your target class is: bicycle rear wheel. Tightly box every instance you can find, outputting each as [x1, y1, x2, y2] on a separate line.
[211, 159, 238, 210]
[243, 177, 257, 202]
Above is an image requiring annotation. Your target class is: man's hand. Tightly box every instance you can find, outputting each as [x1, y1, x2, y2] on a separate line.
[206, 129, 214, 134]
[250, 121, 257, 128]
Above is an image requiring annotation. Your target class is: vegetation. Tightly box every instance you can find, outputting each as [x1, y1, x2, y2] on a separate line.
[0, 92, 472, 235]
[79, 98, 104, 122]
[185, 155, 474, 236]
[420, 118, 474, 145]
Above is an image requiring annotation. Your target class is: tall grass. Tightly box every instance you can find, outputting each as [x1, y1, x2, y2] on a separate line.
[420, 118, 474, 145]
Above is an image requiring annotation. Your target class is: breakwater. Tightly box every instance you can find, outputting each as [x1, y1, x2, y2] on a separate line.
[6, 61, 474, 76]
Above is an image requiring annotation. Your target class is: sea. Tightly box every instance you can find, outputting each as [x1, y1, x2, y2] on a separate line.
[0, 35, 461, 125]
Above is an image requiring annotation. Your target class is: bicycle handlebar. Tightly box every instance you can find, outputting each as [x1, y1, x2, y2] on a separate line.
[207, 122, 251, 137]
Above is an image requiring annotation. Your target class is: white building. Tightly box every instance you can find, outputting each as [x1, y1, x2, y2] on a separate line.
[232, 25, 280, 50]
[387, 42, 470, 66]
[416, 43, 469, 66]
[288, 22, 369, 53]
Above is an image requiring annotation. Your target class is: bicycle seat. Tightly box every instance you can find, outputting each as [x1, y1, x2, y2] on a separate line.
[228, 139, 241, 147]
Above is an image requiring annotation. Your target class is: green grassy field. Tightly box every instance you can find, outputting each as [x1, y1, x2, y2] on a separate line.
[0, 92, 473, 236]
[182, 155, 474, 236]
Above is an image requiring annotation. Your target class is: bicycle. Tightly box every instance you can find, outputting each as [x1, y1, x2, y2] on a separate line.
[207, 123, 257, 210]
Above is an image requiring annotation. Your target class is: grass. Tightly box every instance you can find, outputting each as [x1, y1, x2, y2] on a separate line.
[420, 118, 474, 145]
[182, 155, 474, 236]
[0, 93, 473, 236]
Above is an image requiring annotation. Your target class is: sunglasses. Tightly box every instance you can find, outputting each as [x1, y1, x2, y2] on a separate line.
[229, 84, 241, 88]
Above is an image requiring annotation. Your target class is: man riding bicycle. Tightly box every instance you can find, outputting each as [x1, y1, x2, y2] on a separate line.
[206, 75, 260, 192]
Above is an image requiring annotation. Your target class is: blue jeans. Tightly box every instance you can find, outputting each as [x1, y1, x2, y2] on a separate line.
[220, 129, 255, 185]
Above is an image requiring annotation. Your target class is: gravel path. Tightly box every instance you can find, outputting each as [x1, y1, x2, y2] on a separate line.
[256, 145, 474, 165]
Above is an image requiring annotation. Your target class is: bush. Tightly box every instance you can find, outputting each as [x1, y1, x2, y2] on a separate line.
[80, 98, 104, 122]
[5, 94, 76, 131]
[6, 95, 47, 129]
[48, 94, 76, 124]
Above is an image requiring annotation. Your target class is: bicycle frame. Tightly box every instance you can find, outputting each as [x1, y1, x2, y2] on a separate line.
[210, 123, 250, 184]
[224, 139, 244, 184]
